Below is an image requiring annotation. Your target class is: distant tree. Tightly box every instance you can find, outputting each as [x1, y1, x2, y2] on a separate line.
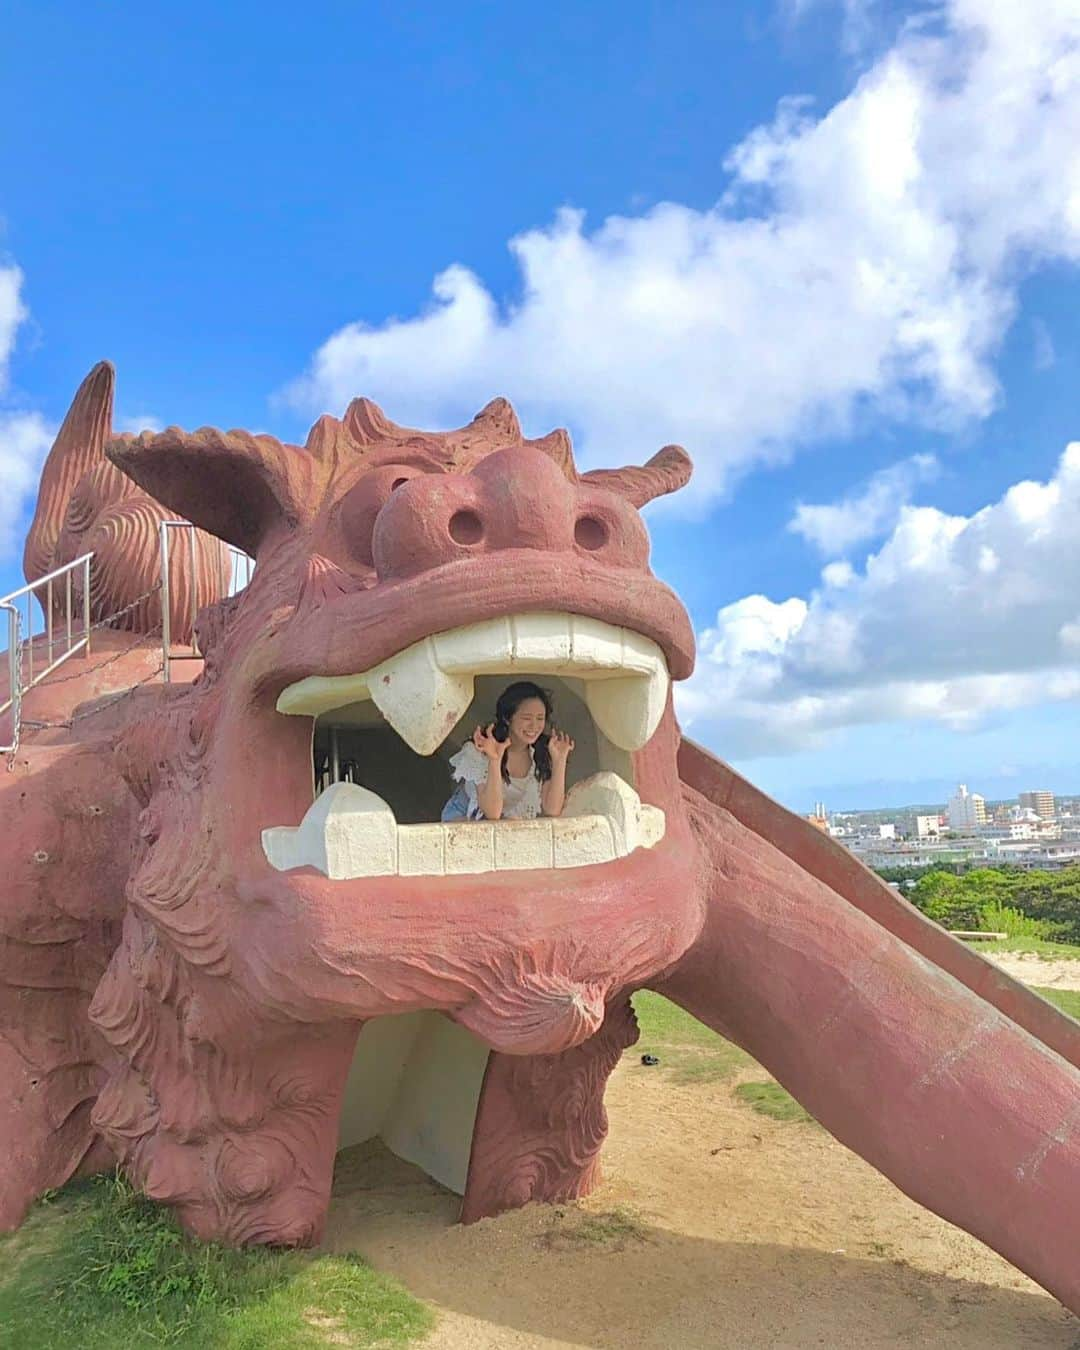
[908, 871, 987, 931]
[873, 864, 955, 886]
[1009, 868, 1080, 943]
[902, 866, 1080, 943]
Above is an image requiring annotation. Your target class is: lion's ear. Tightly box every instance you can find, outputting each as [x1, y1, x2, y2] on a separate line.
[24, 361, 115, 583]
[106, 427, 315, 557]
[580, 444, 692, 507]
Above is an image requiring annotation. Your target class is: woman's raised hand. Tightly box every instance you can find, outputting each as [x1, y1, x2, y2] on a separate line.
[473, 723, 510, 761]
[548, 728, 575, 764]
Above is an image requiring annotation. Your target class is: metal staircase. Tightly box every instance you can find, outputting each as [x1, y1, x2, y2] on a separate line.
[1, 553, 93, 752]
[1, 526, 252, 752]
[158, 521, 253, 682]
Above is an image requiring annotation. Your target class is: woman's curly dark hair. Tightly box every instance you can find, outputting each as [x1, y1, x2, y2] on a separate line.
[494, 681, 554, 783]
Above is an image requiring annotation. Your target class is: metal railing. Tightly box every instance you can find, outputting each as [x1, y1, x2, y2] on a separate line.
[1, 552, 93, 752]
[160, 522, 253, 682]
[0, 524, 255, 747]
[228, 544, 255, 596]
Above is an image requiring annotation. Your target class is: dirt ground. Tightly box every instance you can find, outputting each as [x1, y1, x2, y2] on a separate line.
[983, 952, 1080, 990]
[325, 1056, 1079, 1349]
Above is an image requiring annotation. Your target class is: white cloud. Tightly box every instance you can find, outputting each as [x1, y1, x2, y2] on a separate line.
[0, 259, 56, 564]
[700, 594, 809, 667]
[0, 263, 27, 394]
[286, 2, 1080, 505]
[784, 0, 897, 58]
[0, 255, 162, 564]
[788, 452, 939, 555]
[0, 411, 53, 561]
[1059, 619, 1080, 649]
[822, 559, 857, 588]
[116, 413, 163, 435]
[678, 443, 1080, 756]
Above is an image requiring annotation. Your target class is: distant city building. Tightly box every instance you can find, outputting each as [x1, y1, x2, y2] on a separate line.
[948, 783, 986, 832]
[805, 801, 829, 832]
[1019, 790, 1056, 821]
[848, 838, 988, 869]
[983, 839, 1080, 868]
[832, 789, 1080, 873]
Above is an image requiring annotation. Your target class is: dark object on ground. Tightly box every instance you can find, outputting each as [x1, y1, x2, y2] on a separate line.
[641, 1054, 660, 1066]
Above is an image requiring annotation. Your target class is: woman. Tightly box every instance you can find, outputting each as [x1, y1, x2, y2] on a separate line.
[440, 681, 574, 821]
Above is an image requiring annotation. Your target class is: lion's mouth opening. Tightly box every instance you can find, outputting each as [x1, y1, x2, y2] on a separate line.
[247, 614, 682, 1204]
[335, 1010, 490, 1202]
[260, 612, 669, 878]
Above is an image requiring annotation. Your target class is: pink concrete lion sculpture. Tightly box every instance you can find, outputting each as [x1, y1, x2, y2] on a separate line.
[1, 362, 1078, 1314]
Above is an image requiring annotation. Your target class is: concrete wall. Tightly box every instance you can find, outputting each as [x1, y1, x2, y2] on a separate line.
[336, 1010, 490, 1195]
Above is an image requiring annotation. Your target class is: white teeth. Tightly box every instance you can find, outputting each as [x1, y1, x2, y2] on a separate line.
[368, 639, 475, 756]
[493, 818, 554, 871]
[565, 616, 626, 670]
[262, 782, 397, 879]
[582, 630, 669, 752]
[584, 673, 666, 754]
[262, 773, 665, 879]
[274, 638, 476, 754]
[563, 772, 666, 855]
[276, 612, 670, 754]
[511, 613, 572, 665]
[277, 672, 372, 719]
[552, 814, 617, 869]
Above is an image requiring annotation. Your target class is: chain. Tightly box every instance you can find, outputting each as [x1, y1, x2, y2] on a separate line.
[12, 581, 165, 690]
[83, 580, 165, 634]
[26, 621, 164, 689]
[4, 581, 169, 768]
[19, 655, 167, 733]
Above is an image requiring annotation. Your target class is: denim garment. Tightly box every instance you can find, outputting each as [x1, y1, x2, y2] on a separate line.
[440, 783, 483, 822]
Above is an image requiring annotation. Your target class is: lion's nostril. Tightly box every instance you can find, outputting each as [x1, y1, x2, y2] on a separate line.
[390, 477, 410, 492]
[575, 516, 608, 551]
[449, 510, 484, 545]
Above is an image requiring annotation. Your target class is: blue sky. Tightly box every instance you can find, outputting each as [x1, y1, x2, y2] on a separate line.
[3, 0, 1080, 811]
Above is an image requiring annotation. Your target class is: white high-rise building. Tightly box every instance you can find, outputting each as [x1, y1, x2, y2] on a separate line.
[1019, 790, 1056, 821]
[948, 784, 986, 832]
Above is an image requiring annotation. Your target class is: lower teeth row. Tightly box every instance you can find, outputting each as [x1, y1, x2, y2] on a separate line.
[262, 773, 665, 878]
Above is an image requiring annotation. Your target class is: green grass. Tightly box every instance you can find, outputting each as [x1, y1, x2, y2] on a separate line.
[733, 1081, 816, 1124]
[1033, 985, 1080, 1020]
[631, 990, 753, 1084]
[0, 1171, 433, 1349]
[631, 992, 819, 1122]
[632, 978, 1080, 1139]
[962, 935, 1080, 960]
[543, 1206, 652, 1252]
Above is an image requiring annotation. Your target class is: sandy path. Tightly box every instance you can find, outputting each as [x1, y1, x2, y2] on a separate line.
[325, 1059, 1079, 1349]
[982, 952, 1080, 990]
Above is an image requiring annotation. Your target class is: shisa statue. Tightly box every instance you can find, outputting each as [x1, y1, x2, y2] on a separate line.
[1, 362, 1077, 1312]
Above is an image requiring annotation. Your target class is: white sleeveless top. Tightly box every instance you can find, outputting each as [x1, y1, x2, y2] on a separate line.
[446, 741, 543, 820]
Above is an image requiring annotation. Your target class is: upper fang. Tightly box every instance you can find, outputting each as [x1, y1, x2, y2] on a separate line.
[368, 639, 475, 756]
[275, 612, 670, 754]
